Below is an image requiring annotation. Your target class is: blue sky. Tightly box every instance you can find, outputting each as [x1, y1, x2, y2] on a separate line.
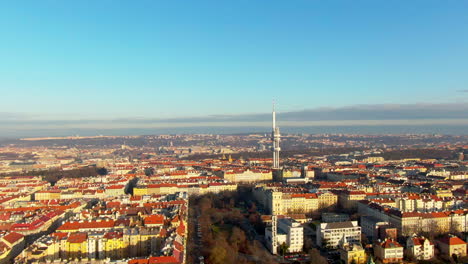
[0, 0, 468, 129]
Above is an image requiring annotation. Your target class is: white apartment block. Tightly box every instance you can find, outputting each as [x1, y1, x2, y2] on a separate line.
[265, 218, 304, 253]
[406, 235, 434, 260]
[316, 221, 361, 249]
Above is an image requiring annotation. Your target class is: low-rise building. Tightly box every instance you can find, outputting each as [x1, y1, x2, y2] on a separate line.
[374, 238, 404, 263]
[406, 235, 434, 260]
[436, 235, 467, 258]
[339, 243, 366, 264]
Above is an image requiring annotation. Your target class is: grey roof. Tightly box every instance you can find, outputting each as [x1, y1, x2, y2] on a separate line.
[324, 221, 356, 229]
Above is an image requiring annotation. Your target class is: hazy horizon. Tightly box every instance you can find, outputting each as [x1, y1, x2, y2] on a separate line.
[1, 124, 467, 140]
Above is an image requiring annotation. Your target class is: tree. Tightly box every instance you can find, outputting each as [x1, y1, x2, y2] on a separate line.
[208, 245, 227, 264]
[144, 167, 154, 176]
[278, 242, 289, 256]
[199, 197, 212, 212]
[96, 167, 108, 175]
[308, 248, 328, 264]
[303, 236, 314, 252]
[229, 227, 246, 249]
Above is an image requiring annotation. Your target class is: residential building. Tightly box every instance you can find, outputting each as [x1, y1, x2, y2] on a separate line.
[265, 217, 304, 254]
[316, 221, 361, 249]
[339, 242, 366, 264]
[374, 238, 404, 263]
[436, 235, 467, 258]
[406, 235, 434, 260]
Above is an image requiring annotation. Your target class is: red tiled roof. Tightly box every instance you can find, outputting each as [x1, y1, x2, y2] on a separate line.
[144, 214, 165, 226]
[380, 239, 402, 248]
[2, 232, 24, 245]
[104, 231, 123, 239]
[57, 219, 115, 231]
[176, 220, 185, 236]
[412, 237, 433, 246]
[51, 232, 68, 240]
[128, 259, 149, 264]
[438, 236, 466, 246]
[148, 256, 179, 264]
[290, 193, 318, 199]
[174, 241, 184, 252]
[67, 232, 87, 243]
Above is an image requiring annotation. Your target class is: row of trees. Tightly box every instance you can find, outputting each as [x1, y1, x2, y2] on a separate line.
[190, 190, 277, 264]
[189, 187, 332, 264]
[1, 166, 106, 185]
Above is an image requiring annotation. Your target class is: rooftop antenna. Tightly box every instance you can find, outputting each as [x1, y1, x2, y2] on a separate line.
[272, 99, 276, 129]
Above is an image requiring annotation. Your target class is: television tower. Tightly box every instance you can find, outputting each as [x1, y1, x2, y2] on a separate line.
[272, 102, 281, 169]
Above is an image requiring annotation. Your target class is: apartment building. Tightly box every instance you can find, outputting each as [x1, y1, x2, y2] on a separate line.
[316, 221, 361, 249]
[374, 238, 404, 263]
[406, 235, 434, 260]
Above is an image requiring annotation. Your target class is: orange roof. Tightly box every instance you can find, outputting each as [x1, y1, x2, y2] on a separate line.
[438, 236, 466, 246]
[128, 259, 149, 264]
[144, 214, 165, 226]
[67, 232, 87, 243]
[2, 232, 24, 244]
[107, 185, 125, 189]
[171, 215, 180, 223]
[57, 219, 115, 231]
[380, 239, 402, 248]
[159, 228, 167, 237]
[104, 231, 123, 239]
[174, 240, 184, 252]
[290, 193, 318, 199]
[412, 237, 433, 246]
[176, 220, 185, 236]
[51, 232, 68, 240]
[148, 256, 179, 263]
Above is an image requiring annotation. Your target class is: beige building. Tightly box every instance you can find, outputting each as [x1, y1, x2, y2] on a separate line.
[222, 169, 272, 182]
[318, 191, 338, 209]
[436, 235, 467, 258]
[339, 191, 366, 210]
[261, 190, 319, 215]
[406, 235, 434, 260]
[339, 243, 366, 264]
[374, 238, 403, 263]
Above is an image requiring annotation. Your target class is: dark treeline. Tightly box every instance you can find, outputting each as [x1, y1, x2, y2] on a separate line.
[0, 166, 103, 185]
[366, 148, 455, 160]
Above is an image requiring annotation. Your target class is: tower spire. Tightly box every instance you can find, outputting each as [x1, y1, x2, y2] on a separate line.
[272, 100, 276, 129]
[272, 102, 281, 170]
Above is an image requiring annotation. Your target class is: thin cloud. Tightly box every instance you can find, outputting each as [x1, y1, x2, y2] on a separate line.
[1, 103, 468, 128]
[458, 89, 468, 93]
